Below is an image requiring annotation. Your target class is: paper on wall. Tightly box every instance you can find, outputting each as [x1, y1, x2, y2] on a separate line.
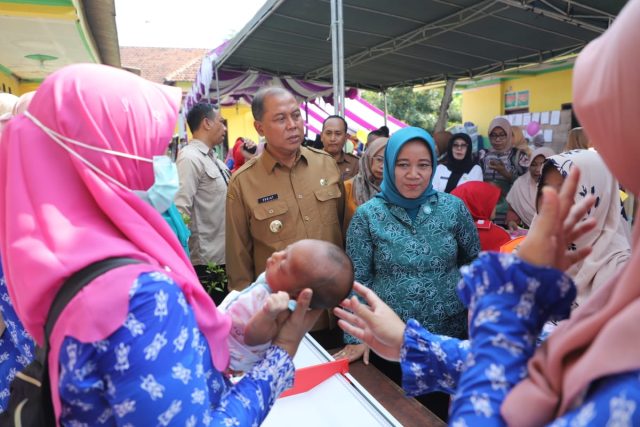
[522, 113, 531, 126]
[513, 114, 523, 126]
[531, 112, 541, 122]
[550, 110, 561, 125]
[540, 111, 550, 124]
[543, 129, 553, 142]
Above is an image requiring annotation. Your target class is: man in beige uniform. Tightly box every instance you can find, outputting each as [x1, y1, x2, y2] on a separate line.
[175, 102, 230, 303]
[321, 115, 359, 181]
[226, 87, 345, 347]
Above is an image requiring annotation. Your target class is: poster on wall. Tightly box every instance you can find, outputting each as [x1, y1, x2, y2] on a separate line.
[504, 90, 529, 111]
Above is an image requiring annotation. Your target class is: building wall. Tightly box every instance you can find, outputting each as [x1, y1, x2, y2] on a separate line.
[460, 83, 503, 137]
[0, 72, 19, 95]
[461, 67, 573, 137]
[221, 104, 260, 148]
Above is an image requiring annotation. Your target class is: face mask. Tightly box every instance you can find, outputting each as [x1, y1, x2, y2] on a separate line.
[25, 111, 177, 213]
[134, 156, 178, 213]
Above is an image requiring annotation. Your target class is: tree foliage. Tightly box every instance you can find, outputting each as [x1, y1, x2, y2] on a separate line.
[362, 87, 462, 133]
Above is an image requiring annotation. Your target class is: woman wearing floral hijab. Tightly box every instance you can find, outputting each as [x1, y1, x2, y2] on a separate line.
[481, 117, 528, 225]
[536, 149, 631, 305]
[0, 64, 318, 425]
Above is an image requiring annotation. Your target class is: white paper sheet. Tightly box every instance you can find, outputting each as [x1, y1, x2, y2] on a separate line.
[550, 110, 561, 125]
[513, 114, 523, 126]
[531, 112, 541, 123]
[544, 129, 553, 142]
[522, 113, 531, 126]
[262, 336, 402, 427]
[540, 111, 550, 124]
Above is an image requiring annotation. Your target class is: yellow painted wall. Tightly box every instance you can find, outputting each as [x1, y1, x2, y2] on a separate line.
[0, 73, 19, 95]
[503, 68, 572, 113]
[461, 68, 573, 137]
[460, 84, 503, 136]
[221, 104, 260, 148]
[18, 81, 40, 95]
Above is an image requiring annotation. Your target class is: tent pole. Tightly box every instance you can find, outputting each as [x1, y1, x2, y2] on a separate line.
[383, 90, 388, 127]
[330, 0, 339, 115]
[337, 0, 345, 117]
[304, 101, 309, 138]
[214, 63, 221, 108]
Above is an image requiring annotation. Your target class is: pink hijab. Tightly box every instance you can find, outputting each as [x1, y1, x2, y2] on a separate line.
[0, 64, 230, 418]
[502, 0, 640, 424]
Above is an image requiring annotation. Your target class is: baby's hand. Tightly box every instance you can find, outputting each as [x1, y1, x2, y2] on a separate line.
[262, 291, 291, 318]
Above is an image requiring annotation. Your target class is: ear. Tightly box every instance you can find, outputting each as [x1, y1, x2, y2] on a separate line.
[254, 120, 265, 137]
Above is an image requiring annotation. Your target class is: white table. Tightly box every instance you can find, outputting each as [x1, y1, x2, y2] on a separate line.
[262, 335, 403, 427]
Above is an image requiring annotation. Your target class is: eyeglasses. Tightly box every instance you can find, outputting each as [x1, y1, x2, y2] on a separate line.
[372, 155, 384, 164]
[452, 143, 467, 149]
[489, 133, 507, 140]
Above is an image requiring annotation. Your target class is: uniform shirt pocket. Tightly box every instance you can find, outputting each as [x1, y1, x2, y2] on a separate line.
[202, 162, 226, 192]
[314, 184, 342, 225]
[251, 201, 296, 243]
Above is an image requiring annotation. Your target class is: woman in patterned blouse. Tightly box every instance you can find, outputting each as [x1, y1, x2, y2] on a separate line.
[335, 1, 640, 424]
[0, 64, 320, 426]
[337, 126, 480, 421]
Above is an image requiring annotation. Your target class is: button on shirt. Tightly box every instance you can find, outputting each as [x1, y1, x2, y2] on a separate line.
[225, 146, 345, 291]
[175, 139, 229, 266]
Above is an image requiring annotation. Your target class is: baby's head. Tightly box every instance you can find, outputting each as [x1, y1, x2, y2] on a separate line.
[265, 239, 354, 309]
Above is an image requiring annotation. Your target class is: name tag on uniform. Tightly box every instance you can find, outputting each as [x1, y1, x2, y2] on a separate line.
[258, 194, 278, 204]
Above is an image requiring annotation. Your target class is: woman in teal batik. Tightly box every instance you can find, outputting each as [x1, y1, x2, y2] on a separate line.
[337, 126, 480, 422]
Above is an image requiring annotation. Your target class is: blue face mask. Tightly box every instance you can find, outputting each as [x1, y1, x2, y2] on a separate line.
[135, 156, 179, 213]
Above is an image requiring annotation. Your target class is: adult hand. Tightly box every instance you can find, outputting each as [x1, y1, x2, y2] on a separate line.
[333, 283, 405, 362]
[507, 220, 520, 233]
[518, 167, 597, 271]
[272, 289, 322, 358]
[332, 344, 370, 364]
[490, 160, 512, 180]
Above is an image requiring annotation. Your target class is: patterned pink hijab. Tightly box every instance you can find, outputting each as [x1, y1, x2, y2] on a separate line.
[502, 0, 640, 424]
[0, 65, 230, 384]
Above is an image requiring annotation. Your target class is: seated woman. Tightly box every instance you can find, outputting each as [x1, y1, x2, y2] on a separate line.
[335, 1, 640, 423]
[451, 182, 510, 252]
[337, 126, 480, 421]
[480, 117, 528, 226]
[432, 133, 483, 193]
[506, 147, 555, 230]
[343, 137, 387, 228]
[0, 64, 319, 425]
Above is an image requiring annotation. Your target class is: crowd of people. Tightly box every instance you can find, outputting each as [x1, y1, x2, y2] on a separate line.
[0, 0, 638, 425]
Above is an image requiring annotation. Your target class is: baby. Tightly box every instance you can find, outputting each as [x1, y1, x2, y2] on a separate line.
[219, 239, 354, 371]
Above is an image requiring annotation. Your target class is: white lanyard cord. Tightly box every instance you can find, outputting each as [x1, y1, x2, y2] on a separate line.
[24, 111, 134, 192]
[24, 111, 152, 163]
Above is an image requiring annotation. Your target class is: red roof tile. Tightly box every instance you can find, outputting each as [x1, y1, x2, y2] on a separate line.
[119, 46, 209, 84]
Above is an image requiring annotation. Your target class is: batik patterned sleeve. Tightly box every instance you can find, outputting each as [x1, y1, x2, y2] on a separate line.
[344, 207, 375, 345]
[448, 253, 576, 426]
[400, 319, 469, 396]
[58, 271, 294, 426]
[452, 197, 481, 266]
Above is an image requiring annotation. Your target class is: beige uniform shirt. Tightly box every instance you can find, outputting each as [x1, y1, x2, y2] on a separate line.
[334, 151, 360, 181]
[226, 146, 345, 291]
[175, 139, 230, 266]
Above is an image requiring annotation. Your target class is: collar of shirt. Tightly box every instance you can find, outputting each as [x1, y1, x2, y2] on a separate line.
[260, 145, 308, 174]
[190, 139, 217, 158]
[334, 151, 347, 164]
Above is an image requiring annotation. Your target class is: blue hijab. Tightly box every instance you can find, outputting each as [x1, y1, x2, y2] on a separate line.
[377, 127, 438, 220]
